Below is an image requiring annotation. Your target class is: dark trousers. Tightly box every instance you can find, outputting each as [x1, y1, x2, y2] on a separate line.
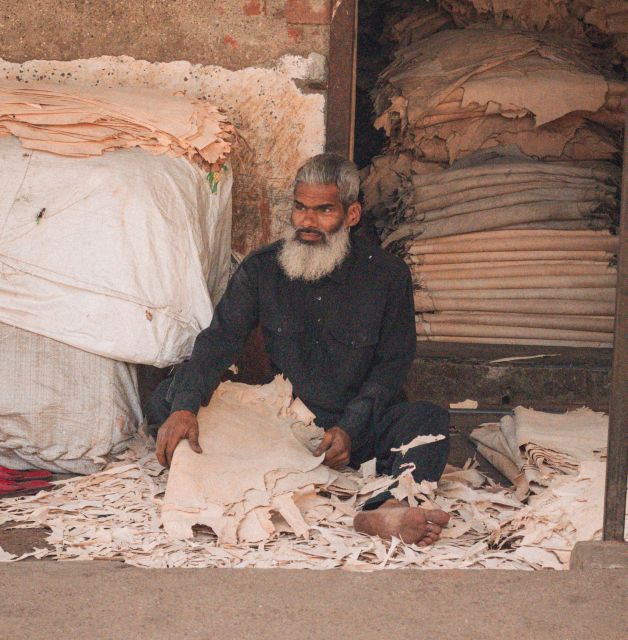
[148, 379, 450, 510]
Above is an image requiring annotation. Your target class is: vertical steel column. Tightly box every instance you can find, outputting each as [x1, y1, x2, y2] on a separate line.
[326, 0, 358, 159]
[603, 115, 628, 541]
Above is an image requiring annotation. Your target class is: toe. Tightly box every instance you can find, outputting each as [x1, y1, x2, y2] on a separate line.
[425, 509, 450, 526]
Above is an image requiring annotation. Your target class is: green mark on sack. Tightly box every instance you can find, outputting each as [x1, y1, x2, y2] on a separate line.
[207, 171, 219, 194]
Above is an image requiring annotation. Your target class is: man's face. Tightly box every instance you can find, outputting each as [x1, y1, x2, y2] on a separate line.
[291, 183, 360, 244]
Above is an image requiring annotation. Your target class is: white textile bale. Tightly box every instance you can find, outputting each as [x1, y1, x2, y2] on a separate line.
[0, 322, 142, 474]
[0, 136, 232, 366]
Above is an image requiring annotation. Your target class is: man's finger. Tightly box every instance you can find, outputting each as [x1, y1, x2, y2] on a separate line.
[314, 432, 333, 456]
[165, 434, 180, 468]
[323, 435, 345, 462]
[188, 424, 203, 454]
[156, 429, 167, 467]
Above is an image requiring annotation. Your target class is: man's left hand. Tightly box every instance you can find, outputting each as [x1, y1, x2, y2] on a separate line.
[314, 426, 351, 470]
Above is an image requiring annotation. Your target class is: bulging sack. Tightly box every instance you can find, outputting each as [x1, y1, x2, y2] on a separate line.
[0, 136, 232, 366]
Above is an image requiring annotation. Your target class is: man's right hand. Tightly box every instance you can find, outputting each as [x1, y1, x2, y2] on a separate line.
[156, 410, 202, 468]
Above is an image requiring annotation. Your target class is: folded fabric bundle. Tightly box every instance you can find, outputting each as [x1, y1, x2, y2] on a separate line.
[0, 82, 236, 170]
[373, 25, 625, 163]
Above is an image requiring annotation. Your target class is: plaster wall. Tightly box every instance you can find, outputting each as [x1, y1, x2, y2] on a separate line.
[0, 0, 333, 253]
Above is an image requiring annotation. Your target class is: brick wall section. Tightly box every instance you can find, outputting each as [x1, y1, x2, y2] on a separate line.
[0, 1, 330, 69]
[285, 0, 332, 24]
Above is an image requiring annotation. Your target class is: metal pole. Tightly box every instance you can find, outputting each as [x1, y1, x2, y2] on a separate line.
[602, 114, 628, 541]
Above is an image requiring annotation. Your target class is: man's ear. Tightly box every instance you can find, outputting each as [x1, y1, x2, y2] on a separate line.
[345, 201, 362, 228]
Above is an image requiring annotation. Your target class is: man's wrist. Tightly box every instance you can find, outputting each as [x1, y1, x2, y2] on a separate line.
[169, 409, 197, 418]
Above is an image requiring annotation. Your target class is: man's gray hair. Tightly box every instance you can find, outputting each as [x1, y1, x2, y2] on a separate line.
[294, 153, 360, 208]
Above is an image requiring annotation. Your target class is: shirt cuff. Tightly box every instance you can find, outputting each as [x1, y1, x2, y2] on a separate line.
[168, 390, 203, 415]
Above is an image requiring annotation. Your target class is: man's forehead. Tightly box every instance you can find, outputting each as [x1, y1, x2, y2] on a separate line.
[294, 182, 341, 203]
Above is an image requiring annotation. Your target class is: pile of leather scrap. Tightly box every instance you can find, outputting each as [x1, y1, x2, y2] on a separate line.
[162, 377, 339, 542]
[163, 376, 445, 544]
[470, 407, 623, 563]
[1, 378, 613, 571]
[0, 82, 235, 170]
[362, 2, 624, 347]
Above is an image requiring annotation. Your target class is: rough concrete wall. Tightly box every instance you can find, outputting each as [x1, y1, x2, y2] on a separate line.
[0, 1, 330, 70]
[0, 0, 333, 253]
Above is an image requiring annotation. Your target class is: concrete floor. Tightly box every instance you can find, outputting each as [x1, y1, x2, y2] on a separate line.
[1, 563, 626, 640]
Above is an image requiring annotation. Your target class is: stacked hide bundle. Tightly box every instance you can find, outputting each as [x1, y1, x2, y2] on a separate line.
[373, 25, 625, 163]
[363, 3, 624, 347]
[381, 150, 621, 243]
[439, 1, 628, 69]
[0, 82, 235, 169]
[376, 151, 620, 347]
[470, 406, 608, 499]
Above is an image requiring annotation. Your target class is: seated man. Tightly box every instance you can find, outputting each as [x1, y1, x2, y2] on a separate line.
[152, 153, 450, 546]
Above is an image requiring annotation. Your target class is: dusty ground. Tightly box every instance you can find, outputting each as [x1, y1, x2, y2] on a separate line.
[1, 563, 626, 639]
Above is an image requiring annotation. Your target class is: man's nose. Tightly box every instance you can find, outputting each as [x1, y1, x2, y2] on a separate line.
[299, 207, 318, 226]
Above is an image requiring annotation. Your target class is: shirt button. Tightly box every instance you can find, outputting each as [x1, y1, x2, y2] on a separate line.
[277, 327, 282, 333]
[316, 318, 321, 323]
[316, 296, 322, 301]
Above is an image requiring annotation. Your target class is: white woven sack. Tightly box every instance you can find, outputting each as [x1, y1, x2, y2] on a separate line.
[0, 322, 142, 474]
[0, 136, 232, 366]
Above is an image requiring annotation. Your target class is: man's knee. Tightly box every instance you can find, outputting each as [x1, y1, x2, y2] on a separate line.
[404, 401, 450, 437]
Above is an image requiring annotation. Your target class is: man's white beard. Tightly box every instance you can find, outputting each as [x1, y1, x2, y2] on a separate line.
[278, 224, 351, 282]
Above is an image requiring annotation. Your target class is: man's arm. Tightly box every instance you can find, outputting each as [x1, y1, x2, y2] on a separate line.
[336, 265, 416, 449]
[156, 258, 260, 466]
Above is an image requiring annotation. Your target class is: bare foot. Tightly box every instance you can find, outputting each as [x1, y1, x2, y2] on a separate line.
[353, 499, 450, 546]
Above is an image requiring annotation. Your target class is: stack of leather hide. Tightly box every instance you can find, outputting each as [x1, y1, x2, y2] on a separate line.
[363, 3, 624, 347]
[438, 1, 628, 70]
[0, 82, 235, 170]
[373, 25, 625, 163]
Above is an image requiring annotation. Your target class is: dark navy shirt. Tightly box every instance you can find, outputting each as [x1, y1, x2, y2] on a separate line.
[167, 234, 416, 448]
